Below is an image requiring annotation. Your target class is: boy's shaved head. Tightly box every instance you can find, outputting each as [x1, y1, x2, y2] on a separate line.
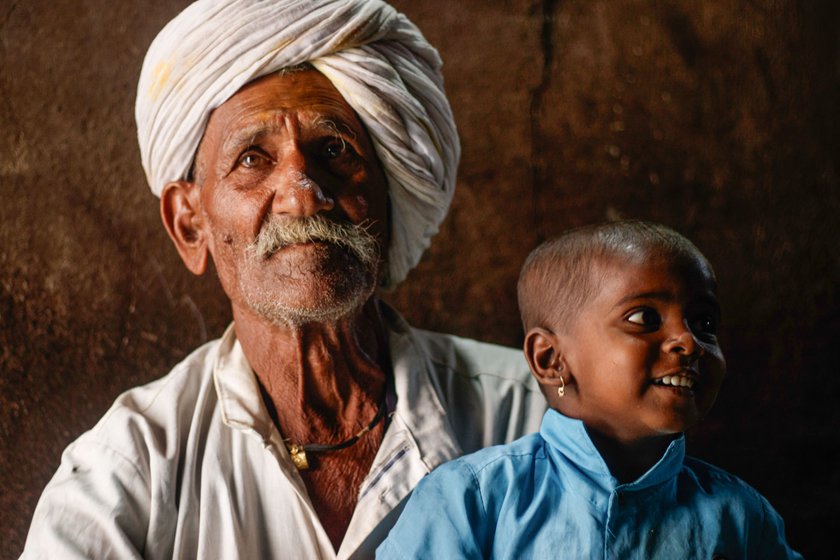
[517, 221, 715, 332]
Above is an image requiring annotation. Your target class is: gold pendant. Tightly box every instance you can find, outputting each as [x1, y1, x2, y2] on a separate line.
[286, 443, 310, 470]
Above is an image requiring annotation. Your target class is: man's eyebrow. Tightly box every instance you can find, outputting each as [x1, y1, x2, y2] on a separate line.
[221, 123, 276, 157]
[220, 116, 358, 157]
[314, 116, 358, 139]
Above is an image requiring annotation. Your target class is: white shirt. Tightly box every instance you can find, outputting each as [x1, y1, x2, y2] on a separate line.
[22, 307, 546, 559]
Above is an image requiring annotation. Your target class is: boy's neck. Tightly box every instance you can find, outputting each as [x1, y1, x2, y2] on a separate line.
[586, 429, 678, 484]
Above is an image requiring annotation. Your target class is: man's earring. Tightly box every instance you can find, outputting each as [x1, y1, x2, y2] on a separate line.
[557, 375, 565, 398]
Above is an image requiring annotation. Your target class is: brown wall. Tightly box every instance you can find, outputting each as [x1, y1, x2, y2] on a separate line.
[2, 0, 838, 557]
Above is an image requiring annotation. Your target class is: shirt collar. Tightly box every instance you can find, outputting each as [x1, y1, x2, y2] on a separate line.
[211, 307, 463, 472]
[540, 408, 685, 493]
[377, 303, 463, 470]
[210, 311, 466, 559]
[212, 324, 278, 445]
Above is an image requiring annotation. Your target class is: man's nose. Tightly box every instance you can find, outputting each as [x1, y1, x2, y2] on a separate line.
[269, 150, 335, 217]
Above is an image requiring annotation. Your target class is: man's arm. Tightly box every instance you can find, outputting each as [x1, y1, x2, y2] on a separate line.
[21, 437, 151, 559]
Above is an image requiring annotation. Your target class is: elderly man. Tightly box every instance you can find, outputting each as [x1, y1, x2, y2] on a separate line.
[23, 0, 544, 558]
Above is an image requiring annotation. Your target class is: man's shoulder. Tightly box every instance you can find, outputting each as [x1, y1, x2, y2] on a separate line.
[80, 337, 223, 456]
[104, 338, 219, 416]
[406, 326, 532, 383]
[22, 338, 226, 559]
[403, 325, 544, 419]
[385, 306, 546, 449]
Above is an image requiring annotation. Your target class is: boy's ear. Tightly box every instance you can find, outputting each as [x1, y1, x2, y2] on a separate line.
[160, 180, 209, 276]
[523, 327, 569, 387]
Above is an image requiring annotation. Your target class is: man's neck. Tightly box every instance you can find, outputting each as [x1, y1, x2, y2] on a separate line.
[232, 297, 389, 445]
[232, 297, 390, 549]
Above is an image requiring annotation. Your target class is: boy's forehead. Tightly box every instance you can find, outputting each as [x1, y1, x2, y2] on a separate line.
[594, 249, 717, 298]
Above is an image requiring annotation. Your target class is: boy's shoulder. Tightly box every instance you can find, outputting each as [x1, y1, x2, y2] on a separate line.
[427, 431, 548, 494]
[453, 432, 547, 473]
[679, 456, 803, 558]
[683, 456, 753, 488]
[681, 455, 769, 510]
[377, 434, 550, 559]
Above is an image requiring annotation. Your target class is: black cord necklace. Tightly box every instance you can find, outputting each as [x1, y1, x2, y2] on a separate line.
[258, 378, 389, 471]
[282, 398, 388, 471]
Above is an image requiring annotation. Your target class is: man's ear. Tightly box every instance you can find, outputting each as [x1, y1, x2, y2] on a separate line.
[160, 180, 208, 275]
[523, 327, 569, 387]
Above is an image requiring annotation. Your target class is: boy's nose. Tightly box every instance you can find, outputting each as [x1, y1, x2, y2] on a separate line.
[663, 325, 703, 358]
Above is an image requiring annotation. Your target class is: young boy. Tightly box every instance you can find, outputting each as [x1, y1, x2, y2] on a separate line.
[378, 221, 802, 559]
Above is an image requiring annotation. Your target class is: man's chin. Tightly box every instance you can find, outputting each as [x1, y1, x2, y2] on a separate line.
[244, 265, 378, 328]
[248, 285, 375, 327]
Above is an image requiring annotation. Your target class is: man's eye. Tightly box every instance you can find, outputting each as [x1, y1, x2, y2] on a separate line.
[323, 139, 347, 159]
[239, 151, 269, 168]
[627, 309, 661, 328]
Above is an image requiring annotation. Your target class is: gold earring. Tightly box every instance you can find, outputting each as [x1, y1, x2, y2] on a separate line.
[557, 376, 565, 398]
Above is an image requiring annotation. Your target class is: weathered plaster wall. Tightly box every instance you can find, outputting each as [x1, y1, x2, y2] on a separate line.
[1, 1, 837, 556]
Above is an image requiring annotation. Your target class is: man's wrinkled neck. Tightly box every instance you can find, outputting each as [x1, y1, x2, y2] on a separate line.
[232, 296, 389, 439]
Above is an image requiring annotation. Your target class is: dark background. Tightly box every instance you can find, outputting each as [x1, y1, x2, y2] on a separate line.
[2, 0, 838, 557]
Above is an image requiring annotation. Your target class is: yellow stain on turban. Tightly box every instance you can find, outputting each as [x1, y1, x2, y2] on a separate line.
[147, 61, 172, 101]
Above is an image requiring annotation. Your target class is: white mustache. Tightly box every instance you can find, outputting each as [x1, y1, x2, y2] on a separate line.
[250, 214, 379, 267]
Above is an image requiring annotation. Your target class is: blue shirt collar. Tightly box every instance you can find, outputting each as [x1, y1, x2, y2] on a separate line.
[539, 408, 685, 493]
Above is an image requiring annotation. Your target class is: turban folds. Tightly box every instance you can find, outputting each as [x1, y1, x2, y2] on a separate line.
[136, 0, 459, 287]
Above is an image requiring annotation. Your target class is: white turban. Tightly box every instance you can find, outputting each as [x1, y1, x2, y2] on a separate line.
[136, 0, 459, 287]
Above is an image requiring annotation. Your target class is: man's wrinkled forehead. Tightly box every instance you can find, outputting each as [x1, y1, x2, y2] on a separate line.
[194, 69, 372, 177]
[212, 70, 362, 142]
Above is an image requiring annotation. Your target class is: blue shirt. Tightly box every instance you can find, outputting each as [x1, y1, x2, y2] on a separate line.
[378, 409, 802, 559]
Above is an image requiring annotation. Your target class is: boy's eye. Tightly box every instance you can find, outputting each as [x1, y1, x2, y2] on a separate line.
[626, 309, 661, 328]
[690, 314, 719, 337]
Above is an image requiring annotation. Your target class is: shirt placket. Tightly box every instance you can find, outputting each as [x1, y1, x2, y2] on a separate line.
[337, 418, 428, 558]
[604, 488, 637, 559]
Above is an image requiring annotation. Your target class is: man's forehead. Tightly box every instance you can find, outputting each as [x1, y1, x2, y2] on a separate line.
[218, 113, 360, 154]
[208, 70, 364, 144]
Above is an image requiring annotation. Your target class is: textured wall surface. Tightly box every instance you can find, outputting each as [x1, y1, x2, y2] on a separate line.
[1, 0, 838, 557]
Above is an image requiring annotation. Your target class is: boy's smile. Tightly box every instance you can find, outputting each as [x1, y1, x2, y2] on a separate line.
[558, 252, 726, 446]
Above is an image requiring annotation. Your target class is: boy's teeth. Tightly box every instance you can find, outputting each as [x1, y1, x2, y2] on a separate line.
[657, 375, 695, 389]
